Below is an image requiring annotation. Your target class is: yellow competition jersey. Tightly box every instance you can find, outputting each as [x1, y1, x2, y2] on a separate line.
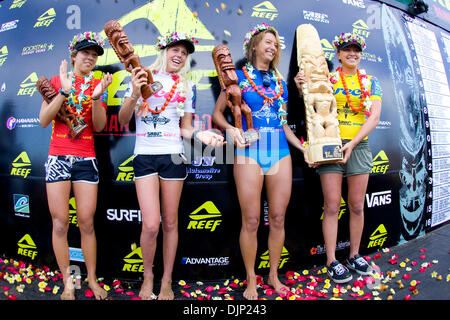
[332, 72, 382, 140]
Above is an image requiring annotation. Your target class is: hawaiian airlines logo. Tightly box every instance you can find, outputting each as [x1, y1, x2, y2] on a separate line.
[187, 201, 222, 232]
[0, 45, 8, 66]
[17, 72, 38, 97]
[352, 19, 371, 38]
[34, 8, 56, 28]
[9, 0, 27, 9]
[251, 1, 279, 20]
[6, 117, 16, 130]
[13, 194, 30, 218]
[116, 155, 135, 181]
[258, 247, 289, 269]
[17, 234, 38, 260]
[122, 243, 144, 273]
[367, 224, 388, 248]
[11, 151, 31, 179]
[371, 150, 390, 175]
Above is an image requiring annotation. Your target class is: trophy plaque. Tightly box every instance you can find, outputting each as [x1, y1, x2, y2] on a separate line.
[296, 24, 343, 164]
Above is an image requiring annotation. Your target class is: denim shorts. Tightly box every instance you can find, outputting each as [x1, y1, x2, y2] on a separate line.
[316, 139, 373, 177]
[45, 155, 99, 183]
[133, 154, 187, 180]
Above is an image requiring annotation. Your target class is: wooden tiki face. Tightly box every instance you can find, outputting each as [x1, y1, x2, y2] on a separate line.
[105, 20, 134, 58]
[213, 45, 238, 87]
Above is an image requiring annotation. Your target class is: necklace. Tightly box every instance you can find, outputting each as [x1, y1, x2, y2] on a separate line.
[137, 76, 180, 117]
[242, 63, 287, 125]
[65, 72, 94, 120]
[337, 67, 371, 116]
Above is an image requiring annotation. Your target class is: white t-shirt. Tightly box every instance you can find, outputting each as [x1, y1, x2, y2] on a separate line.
[124, 71, 196, 155]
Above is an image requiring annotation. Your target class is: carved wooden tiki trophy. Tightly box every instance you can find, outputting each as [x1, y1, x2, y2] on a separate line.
[104, 20, 162, 98]
[296, 24, 343, 163]
[212, 44, 259, 144]
[36, 76, 83, 140]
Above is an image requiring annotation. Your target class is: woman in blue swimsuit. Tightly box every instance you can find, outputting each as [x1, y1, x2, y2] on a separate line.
[213, 23, 310, 300]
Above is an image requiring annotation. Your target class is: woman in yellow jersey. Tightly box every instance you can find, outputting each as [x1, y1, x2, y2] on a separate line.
[295, 33, 382, 283]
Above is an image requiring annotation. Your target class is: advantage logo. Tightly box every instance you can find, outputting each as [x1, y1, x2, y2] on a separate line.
[17, 234, 38, 260]
[187, 201, 222, 232]
[13, 194, 30, 218]
[258, 247, 289, 269]
[17, 72, 38, 97]
[0, 45, 8, 66]
[366, 190, 392, 208]
[367, 224, 388, 248]
[122, 243, 144, 273]
[371, 150, 390, 174]
[116, 155, 134, 181]
[251, 1, 278, 21]
[34, 8, 56, 28]
[10, 151, 31, 179]
[181, 256, 229, 266]
[352, 19, 371, 38]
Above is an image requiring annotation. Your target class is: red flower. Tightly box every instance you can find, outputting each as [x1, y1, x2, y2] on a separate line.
[402, 274, 411, 280]
[85, 289, 94, 298]
[373, 253, 382, 259]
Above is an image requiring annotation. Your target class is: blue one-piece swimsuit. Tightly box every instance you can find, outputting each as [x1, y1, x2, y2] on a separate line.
[235, 67, 290, 174]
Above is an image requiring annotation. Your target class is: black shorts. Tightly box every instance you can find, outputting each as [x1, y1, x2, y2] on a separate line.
[45, 155, 99, 183]
[132, 154, 187, 180]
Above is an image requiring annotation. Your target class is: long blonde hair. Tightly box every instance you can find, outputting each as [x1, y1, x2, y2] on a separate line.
[245, 29, 281, 70]
[149, 47, 192, 98]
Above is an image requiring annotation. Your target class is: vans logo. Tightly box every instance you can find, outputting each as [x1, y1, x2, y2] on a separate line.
[366, 190, 391, 208]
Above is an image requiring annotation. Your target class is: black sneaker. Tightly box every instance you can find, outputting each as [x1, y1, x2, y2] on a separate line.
[327, 260, 352, 283]
[346, 254, 373, 275]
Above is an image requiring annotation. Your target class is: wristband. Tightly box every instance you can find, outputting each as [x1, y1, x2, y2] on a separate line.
[92, 96, 100, 101]
[58, 88, 69, 98]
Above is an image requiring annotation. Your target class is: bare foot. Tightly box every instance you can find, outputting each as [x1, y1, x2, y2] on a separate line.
[60, 286, 75, 300]
[268, 275, 289, 295]
[89, 282, 107, 300]
[243, 276, 258, 300]
[158, 279, 174, 300]
[60, 278, 75, 300]
[139, 276, 155, 300]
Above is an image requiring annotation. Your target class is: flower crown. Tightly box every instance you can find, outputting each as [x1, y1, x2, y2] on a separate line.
[68, 31, 105, 53]
[243, 22, 275, 53]
[332, 32, 366, 51]
[156, 32, 198, 51]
